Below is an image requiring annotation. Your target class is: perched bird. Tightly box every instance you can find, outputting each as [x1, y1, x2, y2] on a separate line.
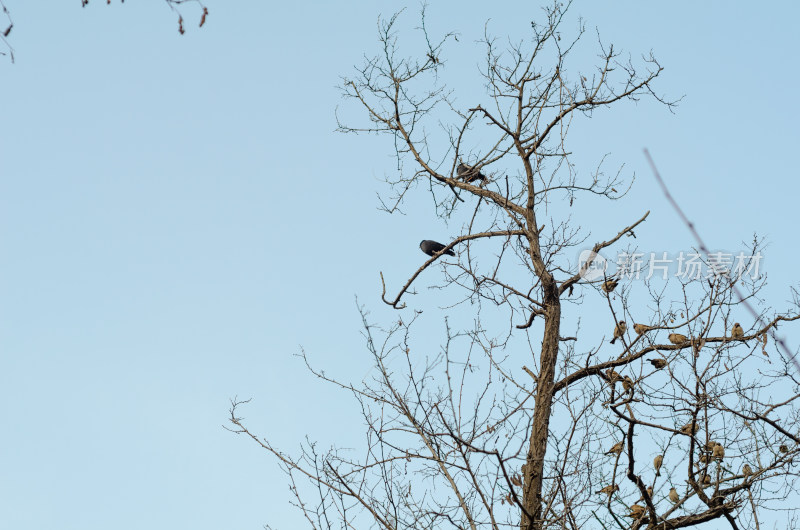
[622, 376, 634, 393]
[636, 486, 654, 502]
[606, 369, 622, 384]
[669, 333, 688, 345]
[456, 162, 488, 184]
[419, 240, 455, 257]
[648, 358, 667, 370]
[731, 322, 749, 345]
[680, 422, 699, 435]
[712, 443, 725, 461]
[780, 444, 790, 454]
[742, 464, 753, 477]
[610, 321, 627, 344]
[669, 487, 679, 504]
[698, 453, 711, 465]
[692, 337, 706, 357]
[627, 504, 646, 519]
[601, 279, 619, 293]
[606, 441, 624, 455]
[654, 454, 663, 476]
[702, 474, 712, 487]
[596, 484, 619, 496]
[633, 323, 650, 335]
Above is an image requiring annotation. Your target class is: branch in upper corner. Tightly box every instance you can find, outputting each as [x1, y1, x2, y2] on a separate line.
[0, 0, 13, 62]
[1, 0, 209, 63]
[644, 148, 800, 374]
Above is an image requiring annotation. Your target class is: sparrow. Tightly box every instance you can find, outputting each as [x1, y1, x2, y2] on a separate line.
[712, 443, 725, 461]
[702, 474, 712, 486]
[692, 337, 706, 357]
[596, 484, 619, 495]
[780, 444, 789, 454]
[654, 454, 663, 476]
[606, 369, 622, 384]
[633, 323, 650, 335]
[648, 358, 667, 369]
[627, 504, 646, 518]
[610, 321, 627, 344]
[601, 279, 619, 293]
[669, 487, 679, 503]
[669, 333, 688, 345]
[606, 441, 624, 455]
[622, 376, 634, 393]
[731, 322, 749, 345]
[636, 486, 654, 502]
[742, 464, 753, 477]
[680, 422, 699, 435]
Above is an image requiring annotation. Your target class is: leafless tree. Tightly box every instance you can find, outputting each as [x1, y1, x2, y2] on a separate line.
[228, 3, 800, 529]
[0, 0, 208, 63]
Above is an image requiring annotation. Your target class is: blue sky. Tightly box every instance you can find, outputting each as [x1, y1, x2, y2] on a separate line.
[2, 1, 799, 528]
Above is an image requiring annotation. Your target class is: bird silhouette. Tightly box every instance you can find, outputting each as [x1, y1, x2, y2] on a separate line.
[648, 358, 667, 369]
[456, 163, 488, 184]
[419, 240, 455, 257]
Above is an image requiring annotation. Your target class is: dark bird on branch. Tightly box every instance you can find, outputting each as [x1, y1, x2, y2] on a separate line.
[456, 163, 488, 184]
[420, 240, 455, 257]
[648, 358, 668, 370]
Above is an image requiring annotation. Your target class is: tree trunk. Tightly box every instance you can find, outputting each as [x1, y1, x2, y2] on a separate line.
[521, 282, 560, 530]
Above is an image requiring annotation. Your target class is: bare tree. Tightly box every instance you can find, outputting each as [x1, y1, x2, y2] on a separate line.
[229, 3, 800, 529]
[0, 0, 208, 63]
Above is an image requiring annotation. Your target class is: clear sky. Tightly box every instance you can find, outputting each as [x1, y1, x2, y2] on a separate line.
[2, 1, 799, 529]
